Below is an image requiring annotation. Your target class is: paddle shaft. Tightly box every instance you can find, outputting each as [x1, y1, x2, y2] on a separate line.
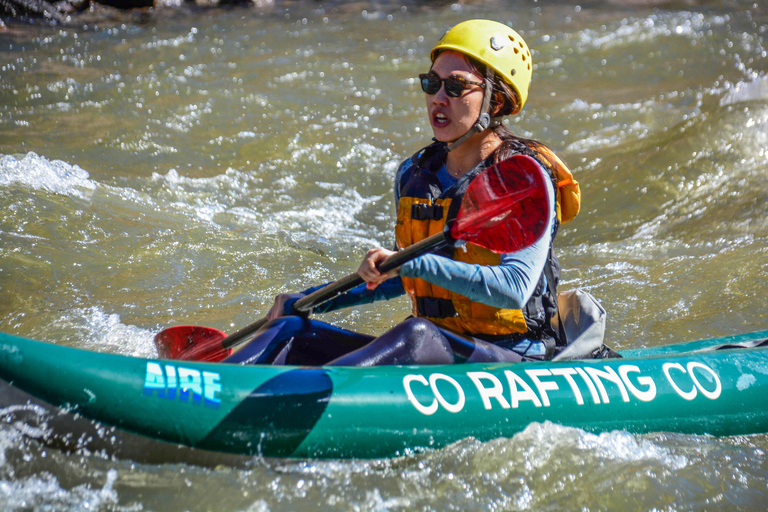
[219, 230, 452, 351]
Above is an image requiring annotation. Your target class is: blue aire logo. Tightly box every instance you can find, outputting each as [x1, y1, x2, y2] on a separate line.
[143, 362, 222, 409]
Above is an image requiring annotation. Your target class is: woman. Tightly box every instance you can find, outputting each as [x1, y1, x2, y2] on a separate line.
[225, 19, 580, 366]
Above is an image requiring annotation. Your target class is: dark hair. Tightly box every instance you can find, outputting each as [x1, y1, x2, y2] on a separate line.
[464, 56, 569, 176]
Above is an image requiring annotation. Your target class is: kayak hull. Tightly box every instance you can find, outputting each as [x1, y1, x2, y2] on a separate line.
[0, 330, 767, 460]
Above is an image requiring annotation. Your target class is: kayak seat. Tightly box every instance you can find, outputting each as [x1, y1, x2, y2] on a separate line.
[551, 289, 612, 361]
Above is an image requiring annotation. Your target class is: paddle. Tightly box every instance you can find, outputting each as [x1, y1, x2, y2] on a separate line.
[155, 155, 551, 362]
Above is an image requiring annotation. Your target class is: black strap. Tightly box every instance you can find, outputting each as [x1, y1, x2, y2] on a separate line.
[547, 256, 567, 348]
[416, 297, 457, 318]
[411, 203, 444, 221]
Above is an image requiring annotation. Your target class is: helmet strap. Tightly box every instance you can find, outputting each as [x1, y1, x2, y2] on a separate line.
[446, 68, 499, 153]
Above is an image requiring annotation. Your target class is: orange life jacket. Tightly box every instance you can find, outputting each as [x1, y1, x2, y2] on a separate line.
[395, 142, 579, 340]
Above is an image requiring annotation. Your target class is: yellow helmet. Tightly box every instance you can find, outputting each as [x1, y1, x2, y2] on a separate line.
[431, 19, 532, 114]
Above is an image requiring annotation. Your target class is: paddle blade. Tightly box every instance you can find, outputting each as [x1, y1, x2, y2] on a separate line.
[154, 325, 230, 362]
[451, 155, 551, 253]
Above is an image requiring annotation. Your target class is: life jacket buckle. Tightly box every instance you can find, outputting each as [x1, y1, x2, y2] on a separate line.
[411, 203, 444, 221]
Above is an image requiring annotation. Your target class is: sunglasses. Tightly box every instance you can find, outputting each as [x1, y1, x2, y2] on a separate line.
[418, 72, 485, 98]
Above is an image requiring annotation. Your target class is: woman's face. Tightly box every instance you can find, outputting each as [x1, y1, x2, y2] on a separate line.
[425, 51, 486, 143]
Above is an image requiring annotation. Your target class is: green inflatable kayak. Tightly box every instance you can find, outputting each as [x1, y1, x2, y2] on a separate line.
[0, 329, 767, 462]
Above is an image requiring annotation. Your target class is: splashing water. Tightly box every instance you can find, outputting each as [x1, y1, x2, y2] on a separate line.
[1, 1, 767, 511]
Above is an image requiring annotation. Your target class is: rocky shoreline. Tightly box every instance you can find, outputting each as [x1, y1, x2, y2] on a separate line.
[0, 0, 272, 27]
[1, 0, 153, 24]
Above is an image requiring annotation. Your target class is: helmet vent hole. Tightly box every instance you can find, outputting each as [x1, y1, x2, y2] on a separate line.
[514, 47, 519, 54]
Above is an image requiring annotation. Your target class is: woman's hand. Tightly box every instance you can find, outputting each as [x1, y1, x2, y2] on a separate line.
[266, 293, 305, 321]
[357, 248, 400, 290]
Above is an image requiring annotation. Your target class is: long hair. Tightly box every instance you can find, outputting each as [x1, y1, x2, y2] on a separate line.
[466, 58, 570, 178]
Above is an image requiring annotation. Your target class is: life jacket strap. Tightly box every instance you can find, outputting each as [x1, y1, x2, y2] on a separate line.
[416, 297, 458, 318]
[411, 203, 444, 221]
[446, 68, 500, 153]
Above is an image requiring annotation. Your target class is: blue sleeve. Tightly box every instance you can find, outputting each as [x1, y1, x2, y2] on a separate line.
[399, 177, 556, 310]
[288, 276, 406, 314]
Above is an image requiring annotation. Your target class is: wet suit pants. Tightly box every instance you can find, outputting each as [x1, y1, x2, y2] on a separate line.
[223, 316, 525, 366]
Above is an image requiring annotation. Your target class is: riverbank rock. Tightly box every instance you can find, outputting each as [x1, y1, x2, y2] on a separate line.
[94, 0, 151, 9]
[1, 0, 155, 23]
[1, 0, 70, 22]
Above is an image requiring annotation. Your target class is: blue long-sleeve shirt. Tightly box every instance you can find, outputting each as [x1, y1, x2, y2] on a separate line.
[295, 157, 555, 314]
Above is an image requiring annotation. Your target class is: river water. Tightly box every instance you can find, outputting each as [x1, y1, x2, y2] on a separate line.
[1, 0, 767, 510]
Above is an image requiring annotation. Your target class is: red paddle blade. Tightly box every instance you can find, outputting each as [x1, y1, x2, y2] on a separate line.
[451, 155, 551, 253]
[154, 325, 230, 362]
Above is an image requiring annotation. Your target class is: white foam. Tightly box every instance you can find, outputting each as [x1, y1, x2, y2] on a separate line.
[577, 429, 688, 469]
[0, 404, 50, 467]
[0, 465, 119, 512]
[0, 152, 96, 200]
[52, 306, 158, 358]
[150, 167, 254, 225]
[262, 188, 384, 247]
[720, 74, 768, 107]
[512, 422, 688, 471]
[150, 162, 389, 247]
[574, 12, 713, 51]
[0, 410, 118, 510]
